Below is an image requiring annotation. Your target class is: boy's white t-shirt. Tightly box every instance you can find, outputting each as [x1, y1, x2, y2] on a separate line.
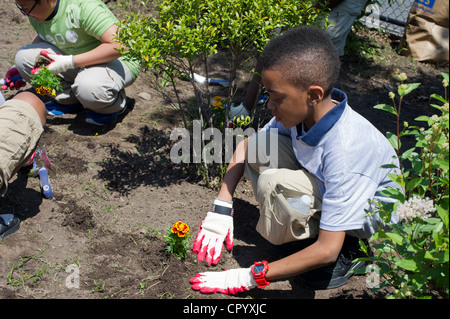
[0, 92, 5, 106]
[261, 89, 400, 238]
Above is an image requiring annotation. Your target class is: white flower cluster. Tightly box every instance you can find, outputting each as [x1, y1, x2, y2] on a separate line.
[396, 196, 436, 222]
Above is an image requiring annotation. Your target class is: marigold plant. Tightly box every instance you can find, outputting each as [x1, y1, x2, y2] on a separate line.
[164, 221, 191, 259]
[30, 66, 62, 96]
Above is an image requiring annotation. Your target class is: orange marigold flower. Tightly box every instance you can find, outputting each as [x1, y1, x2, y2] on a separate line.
[171, 221, 189, 235]
[36, 86, 52, 96]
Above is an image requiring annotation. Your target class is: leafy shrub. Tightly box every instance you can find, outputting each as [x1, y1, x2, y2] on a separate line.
[116, 0, 328, 183]
[356, 72, 449, 299]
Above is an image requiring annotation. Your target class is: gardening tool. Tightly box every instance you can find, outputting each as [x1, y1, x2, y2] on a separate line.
[185, 71, 232, 88]
[0, 74, 24, 86]
[31, 147, 53, 199]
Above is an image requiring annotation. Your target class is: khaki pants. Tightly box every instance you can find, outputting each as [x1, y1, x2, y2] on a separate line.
[15, 42, 134, 114]
[244, 131, 322, 245]
[325, 0, 369, 56]
[0, 100, 43, 196]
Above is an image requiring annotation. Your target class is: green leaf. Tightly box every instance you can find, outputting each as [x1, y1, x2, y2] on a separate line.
[406, 177, 423, 192]
[386, 132, 400, 150]
[380, 163, 398, 169]
[385, 232, 404, 245]
[436, 205, 449, 227]
[433, 158, 449, 170]
[398, 83, 420, 96]
[379, 187, 405, 202]
[388, 173, 405, 186]
[396, 258, 418, 271]
[373, 103, 397, 116]
[430, 94, 447, 104]
[414, 115, 430, 122]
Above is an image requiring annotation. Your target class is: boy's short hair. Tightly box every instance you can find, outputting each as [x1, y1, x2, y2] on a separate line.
[262, 26, 340, 98]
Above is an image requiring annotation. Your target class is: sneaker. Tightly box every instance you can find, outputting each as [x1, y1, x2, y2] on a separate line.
[45, 101, 84, 116]
[296, 236, 367, 289]
[85, 105, 127, 126]
[229, 102, 251, 120]
[0, 214, 21, 239]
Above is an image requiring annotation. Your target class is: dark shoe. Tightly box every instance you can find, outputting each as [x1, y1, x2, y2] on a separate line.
[85, 104, 127, 126]
[296, 236, 367, 290]
[45, 101, 84, 116]
[0, 214, 21, 239]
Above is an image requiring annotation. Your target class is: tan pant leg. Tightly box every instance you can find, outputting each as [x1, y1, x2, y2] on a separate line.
[0, 100, 43, 196]
[244, 131, 322, 244]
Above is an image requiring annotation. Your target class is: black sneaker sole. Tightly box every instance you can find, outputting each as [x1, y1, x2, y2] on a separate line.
[296, 260, 367, 290]
[0, 217, 21, 239]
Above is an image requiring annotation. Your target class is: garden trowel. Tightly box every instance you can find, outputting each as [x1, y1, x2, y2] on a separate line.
[31, 147, 53, 199]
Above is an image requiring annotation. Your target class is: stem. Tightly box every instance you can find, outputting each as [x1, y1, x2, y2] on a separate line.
[169, 73, 188, 130]
[203, 53, 213, 128]
[394, 96, 406, 196]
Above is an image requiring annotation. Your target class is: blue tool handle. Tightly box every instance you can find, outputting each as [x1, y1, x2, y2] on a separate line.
[208, 78, 230, 87]
[39, 167, 53, 199]
[0, 75, 23, 85]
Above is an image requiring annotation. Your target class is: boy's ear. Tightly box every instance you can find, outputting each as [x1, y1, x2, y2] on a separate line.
[307, 85, 324, 107]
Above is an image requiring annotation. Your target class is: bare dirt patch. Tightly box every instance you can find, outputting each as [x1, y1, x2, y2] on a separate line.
[0, 0, 447, 303]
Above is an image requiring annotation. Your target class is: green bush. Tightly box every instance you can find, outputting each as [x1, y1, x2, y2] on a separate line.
[356, 72, 449, 299]
[116, 0, 328, 183]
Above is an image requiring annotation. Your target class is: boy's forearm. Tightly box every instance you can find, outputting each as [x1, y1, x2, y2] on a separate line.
[266, 230, 346, 281]
[217, 138, 248, 202]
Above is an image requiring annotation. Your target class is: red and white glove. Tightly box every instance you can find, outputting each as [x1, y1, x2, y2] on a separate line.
[192, 198, 234, 266]
[35, 50, 74, 74]
[1, 67, 26, 90]
[190, 268, 257, 295]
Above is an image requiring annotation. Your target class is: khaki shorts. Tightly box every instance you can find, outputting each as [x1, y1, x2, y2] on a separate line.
[0, 99, 43, 196]
[244, 131, 322, 245]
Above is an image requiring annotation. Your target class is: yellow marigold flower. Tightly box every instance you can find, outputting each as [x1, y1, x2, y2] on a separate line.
[212, 96, 223, 110]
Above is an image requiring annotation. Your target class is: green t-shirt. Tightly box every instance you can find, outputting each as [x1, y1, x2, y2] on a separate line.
[29, 0, 140, 80]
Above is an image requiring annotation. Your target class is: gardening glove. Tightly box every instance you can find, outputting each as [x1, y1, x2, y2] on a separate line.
[1, 67, 26, 90]
[190, 267, 257, 295]
[192, 198, 234, 266]
[38, 50, 74, 74]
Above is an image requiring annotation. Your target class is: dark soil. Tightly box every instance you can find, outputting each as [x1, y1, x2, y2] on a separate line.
[0, 0, 448, 303]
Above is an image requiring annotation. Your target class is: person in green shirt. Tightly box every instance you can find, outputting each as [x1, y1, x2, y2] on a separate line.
[4, 0, 141, 126]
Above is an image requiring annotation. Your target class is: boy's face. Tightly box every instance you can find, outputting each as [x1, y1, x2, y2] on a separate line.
[262, 68, 313, 129]
[15, 0, 55, 23]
